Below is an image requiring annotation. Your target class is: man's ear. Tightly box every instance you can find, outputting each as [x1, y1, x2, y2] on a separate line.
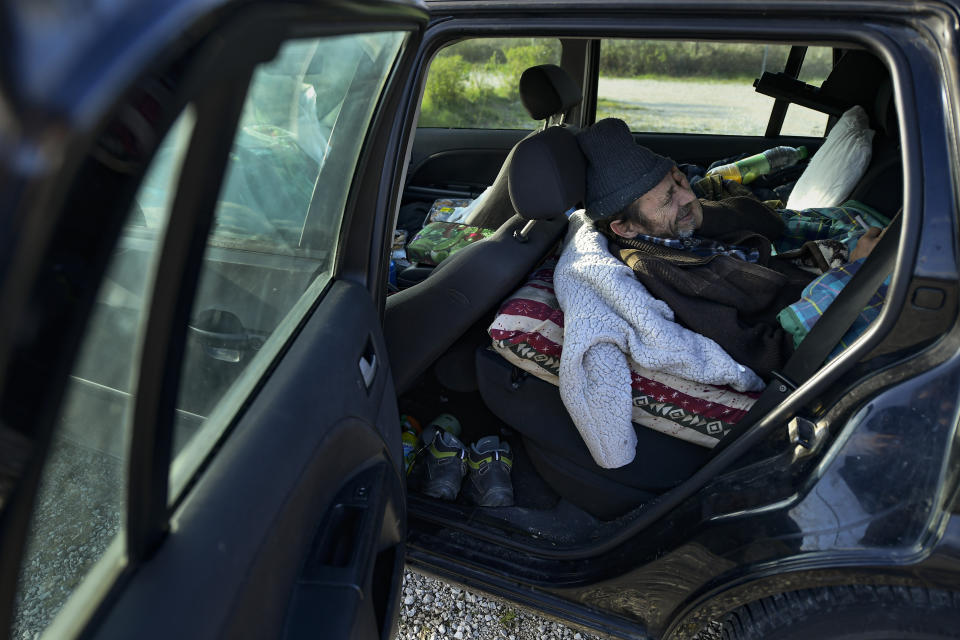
[609, 218, 644, 238]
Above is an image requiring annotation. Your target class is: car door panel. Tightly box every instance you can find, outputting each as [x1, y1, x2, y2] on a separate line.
[90, 281, 404, 640]
[406, 128, 530, 200]
[0, 1, 425, 638]
[631, 132, 822, 169]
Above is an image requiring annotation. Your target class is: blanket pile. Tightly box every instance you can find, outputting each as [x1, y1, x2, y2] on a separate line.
[553, 212, 765, 468]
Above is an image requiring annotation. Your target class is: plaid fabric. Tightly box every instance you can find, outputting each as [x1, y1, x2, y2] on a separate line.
[635, 234, 760, 263]
[777, 258, 889, 359]
[774, 200, 891, 254]
[488, 258, 759, 448]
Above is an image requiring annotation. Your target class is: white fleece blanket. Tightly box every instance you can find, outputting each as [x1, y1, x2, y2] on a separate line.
[554, 212, 765, 469]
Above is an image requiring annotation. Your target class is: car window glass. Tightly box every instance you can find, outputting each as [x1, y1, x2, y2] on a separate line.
[781, 47, 832, 137]
[11, 110, 194, 640]
[597, 40, 830, 136]
[168, 31, 406, 499]
[419, 37, 561, 129]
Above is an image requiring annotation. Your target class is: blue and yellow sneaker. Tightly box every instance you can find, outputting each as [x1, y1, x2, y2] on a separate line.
[419, 428, 467, 501]
[464, 436, 514, 507]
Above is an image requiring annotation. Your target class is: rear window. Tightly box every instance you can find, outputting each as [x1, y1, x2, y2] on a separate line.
[597, 39, 830, 136]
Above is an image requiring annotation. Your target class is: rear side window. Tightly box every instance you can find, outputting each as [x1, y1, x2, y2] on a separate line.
[419, 37, 561, 129]
[597, 39, 830, 136]
[170, 32, 406, 496]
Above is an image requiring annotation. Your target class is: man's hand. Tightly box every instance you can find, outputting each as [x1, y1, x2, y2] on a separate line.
[851, 226, 885, 261]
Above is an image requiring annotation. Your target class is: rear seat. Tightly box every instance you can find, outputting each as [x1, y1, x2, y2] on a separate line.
[810, 49, 901, 214]
[474, 52, 903, 520]
[847, 76, 901, 212]
[476, 131, 715, 520]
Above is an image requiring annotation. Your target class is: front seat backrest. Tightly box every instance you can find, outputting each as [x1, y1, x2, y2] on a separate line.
[385, 126, 584, 396]
[508, 123, 585, 219]
[462, 64, 582, 230]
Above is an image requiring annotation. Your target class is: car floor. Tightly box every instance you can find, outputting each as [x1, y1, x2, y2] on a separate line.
[399, 368, 609, 545]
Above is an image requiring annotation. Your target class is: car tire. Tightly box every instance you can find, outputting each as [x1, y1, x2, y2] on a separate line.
[720, 585, 960, 639]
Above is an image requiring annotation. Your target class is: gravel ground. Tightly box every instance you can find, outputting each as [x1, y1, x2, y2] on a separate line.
[395, 570, 610, 640]
[395, 570, 723, 640]
[12, 436, 123, 640]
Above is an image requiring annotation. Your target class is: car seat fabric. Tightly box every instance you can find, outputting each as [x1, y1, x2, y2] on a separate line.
[818, 50, 890, 119]
[386, 215, 568, 395]
[475, 347, 711, 519]
[847, 77, 901, 214]
[507, 126, 587, 220]
[518, 64, 582, 122]
[386, 127, 582, 396]
[487, 257, 760, 448]
[811, 50, 902, 215]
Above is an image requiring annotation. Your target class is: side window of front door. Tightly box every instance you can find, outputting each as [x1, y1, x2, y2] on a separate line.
[169, 32, 406, 496]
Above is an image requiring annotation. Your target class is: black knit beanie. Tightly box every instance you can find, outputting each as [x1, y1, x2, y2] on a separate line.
[576, 118, 675, 220]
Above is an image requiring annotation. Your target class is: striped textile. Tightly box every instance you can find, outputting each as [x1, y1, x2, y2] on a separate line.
[488, 259, 759, 449]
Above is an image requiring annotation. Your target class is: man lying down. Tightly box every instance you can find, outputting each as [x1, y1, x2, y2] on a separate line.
[553, 118, 889, 468]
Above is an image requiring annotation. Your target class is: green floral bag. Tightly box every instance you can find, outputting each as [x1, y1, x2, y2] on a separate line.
[406, 221, 495, 266]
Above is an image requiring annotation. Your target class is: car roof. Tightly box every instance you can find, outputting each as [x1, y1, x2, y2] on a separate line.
[423, 0, 960, 20]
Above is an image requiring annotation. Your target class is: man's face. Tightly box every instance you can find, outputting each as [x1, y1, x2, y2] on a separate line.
[610, 166, 703, 239]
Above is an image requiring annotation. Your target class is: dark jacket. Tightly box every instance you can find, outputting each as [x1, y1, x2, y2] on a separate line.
[604, 197, 812, 378]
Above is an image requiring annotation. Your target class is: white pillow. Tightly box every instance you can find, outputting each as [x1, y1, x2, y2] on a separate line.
[787, 105, 875, 210]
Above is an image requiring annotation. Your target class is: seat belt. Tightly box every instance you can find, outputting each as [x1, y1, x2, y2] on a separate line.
[712, 213, 902, 454]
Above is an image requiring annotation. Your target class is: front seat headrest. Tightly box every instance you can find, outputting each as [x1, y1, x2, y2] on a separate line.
[519, 64, 582, 121]
[508, 126, 585, 220]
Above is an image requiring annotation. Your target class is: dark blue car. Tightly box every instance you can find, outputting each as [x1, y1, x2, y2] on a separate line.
[2, 0, 960, 638]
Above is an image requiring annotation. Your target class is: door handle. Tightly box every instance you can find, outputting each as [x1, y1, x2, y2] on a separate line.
[283, 463, 405, 640]
[358, 353, 377, 388]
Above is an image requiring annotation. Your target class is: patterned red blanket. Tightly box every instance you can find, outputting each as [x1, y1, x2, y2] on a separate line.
[488, 259, 760, 448]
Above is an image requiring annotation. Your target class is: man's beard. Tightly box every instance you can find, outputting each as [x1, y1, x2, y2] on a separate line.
[674, 202, 696, 238]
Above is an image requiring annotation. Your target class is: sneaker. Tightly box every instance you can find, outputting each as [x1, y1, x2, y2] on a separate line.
[463, 436, 514, 507]
[419, 428, 467, 501]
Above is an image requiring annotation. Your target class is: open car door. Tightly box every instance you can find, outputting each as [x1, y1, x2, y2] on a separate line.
[0, 1, 427, 638]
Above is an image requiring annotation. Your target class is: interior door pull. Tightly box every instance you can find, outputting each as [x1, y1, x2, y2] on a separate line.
[359, 353, 377, 388]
